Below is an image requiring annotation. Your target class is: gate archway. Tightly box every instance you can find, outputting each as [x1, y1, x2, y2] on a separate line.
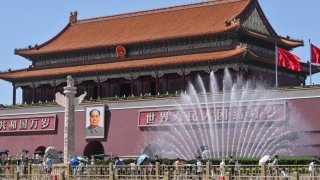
[34, 146, 46, 155]
[83, 141, 104, 159]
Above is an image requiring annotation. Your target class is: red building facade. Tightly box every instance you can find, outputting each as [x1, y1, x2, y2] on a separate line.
[1, 88, 320, 158]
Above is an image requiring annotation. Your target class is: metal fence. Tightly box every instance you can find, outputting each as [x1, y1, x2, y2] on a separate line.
[1, 164, 319, 180]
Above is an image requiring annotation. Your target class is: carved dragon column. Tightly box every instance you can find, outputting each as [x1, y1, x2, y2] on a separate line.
[55, 75, 86, 164]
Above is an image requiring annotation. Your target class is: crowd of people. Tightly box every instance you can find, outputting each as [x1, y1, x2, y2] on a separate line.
[38, 156, 53, 174]
[110, 154, 317, 179]
[109, 155, 242, 179]
[0, 154, 318, 179]
[114, 155, 160, 177]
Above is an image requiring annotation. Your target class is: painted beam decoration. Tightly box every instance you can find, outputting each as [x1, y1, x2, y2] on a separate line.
[138, 101, 287, 127]
[0, 114, 56, 133]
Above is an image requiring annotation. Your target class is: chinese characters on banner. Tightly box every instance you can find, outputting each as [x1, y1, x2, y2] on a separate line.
[0, 114, 56, 133]
[139, 102, 286, 127]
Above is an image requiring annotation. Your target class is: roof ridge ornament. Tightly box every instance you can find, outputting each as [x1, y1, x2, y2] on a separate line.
[69, 11, 78, 24]
[237, 43, 247, 49]
[225, 18, 239, 26]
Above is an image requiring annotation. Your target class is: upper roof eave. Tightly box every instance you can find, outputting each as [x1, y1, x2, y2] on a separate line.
[14, 23, 71, 56]
[14, 23, 241, 57]
[239, 26, 304, 48]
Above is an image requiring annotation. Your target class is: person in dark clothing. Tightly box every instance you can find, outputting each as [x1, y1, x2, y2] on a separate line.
[154, 155, 160, 164]
[228, 156, 236, 178]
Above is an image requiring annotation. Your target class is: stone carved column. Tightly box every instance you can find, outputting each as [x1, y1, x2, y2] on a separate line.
[55, 75, 87, 164]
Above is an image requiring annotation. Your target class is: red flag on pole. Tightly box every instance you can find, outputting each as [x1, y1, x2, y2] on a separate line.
[311, 43, 320, 64]
[278, 47, 301, 71]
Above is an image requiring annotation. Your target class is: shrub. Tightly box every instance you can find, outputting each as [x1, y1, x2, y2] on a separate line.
[92, 156, 317, 165]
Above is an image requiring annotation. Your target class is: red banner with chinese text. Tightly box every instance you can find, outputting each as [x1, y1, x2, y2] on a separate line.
[138, 102, 286, 127]
[0, 114, 56, 133]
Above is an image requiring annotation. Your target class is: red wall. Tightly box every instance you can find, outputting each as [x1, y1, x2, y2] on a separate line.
[1, 96, 320, 158]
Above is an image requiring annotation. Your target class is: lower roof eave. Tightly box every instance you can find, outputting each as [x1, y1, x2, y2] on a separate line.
[0, 47, 248, 84]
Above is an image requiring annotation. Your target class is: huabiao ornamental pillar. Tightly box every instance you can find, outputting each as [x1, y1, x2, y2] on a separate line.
[55, 75, 86, 164]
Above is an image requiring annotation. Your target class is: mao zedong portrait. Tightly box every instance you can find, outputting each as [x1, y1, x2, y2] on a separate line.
[86, 109, 104, 137]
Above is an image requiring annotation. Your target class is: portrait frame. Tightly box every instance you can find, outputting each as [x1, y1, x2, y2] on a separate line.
[85, 105, 105, 139]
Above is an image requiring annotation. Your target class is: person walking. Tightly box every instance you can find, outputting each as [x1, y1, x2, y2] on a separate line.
[46, 156, 53, 174]
[4, 162, 11, 175]
[130, 161, 136, 176]
[114, 157, 124, 178]
[196, 156, 203, 180]
[235, 161, 240, 175]
[154, 155, 160, 165]
[16, 160, 23, 175]
[272, 155, 279, 173]
[220, 159, 226, 179]
[281, 168, 289, 180]
[228, 156, 235, 178]
[173, 158, 182, 180]
[209, 159, 216, 177]
[147, 161, 153, 175]
[77, 161, 85, 175]
[39, 161, 46, 174]
[267, 159, 273, 176]
[309, 161, 315, 177]
[115, 157, 122, 170]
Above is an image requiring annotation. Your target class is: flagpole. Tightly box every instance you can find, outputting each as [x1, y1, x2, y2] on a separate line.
[309, 39, 312, 85]
[275, 44, 278, 88]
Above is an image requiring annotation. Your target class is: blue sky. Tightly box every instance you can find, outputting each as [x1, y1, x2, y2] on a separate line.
[0, 0, 319, 105]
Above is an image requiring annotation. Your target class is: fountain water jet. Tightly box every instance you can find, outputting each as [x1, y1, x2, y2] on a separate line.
[143, 69, 303, 159]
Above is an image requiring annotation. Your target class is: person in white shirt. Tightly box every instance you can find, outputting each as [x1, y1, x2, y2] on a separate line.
[38, 161, 46, 174]
[130, 161, 136, 175]
[196, 156, 203, 180]
[309, 161, 315, 176]
[220, 159, 226, 176]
